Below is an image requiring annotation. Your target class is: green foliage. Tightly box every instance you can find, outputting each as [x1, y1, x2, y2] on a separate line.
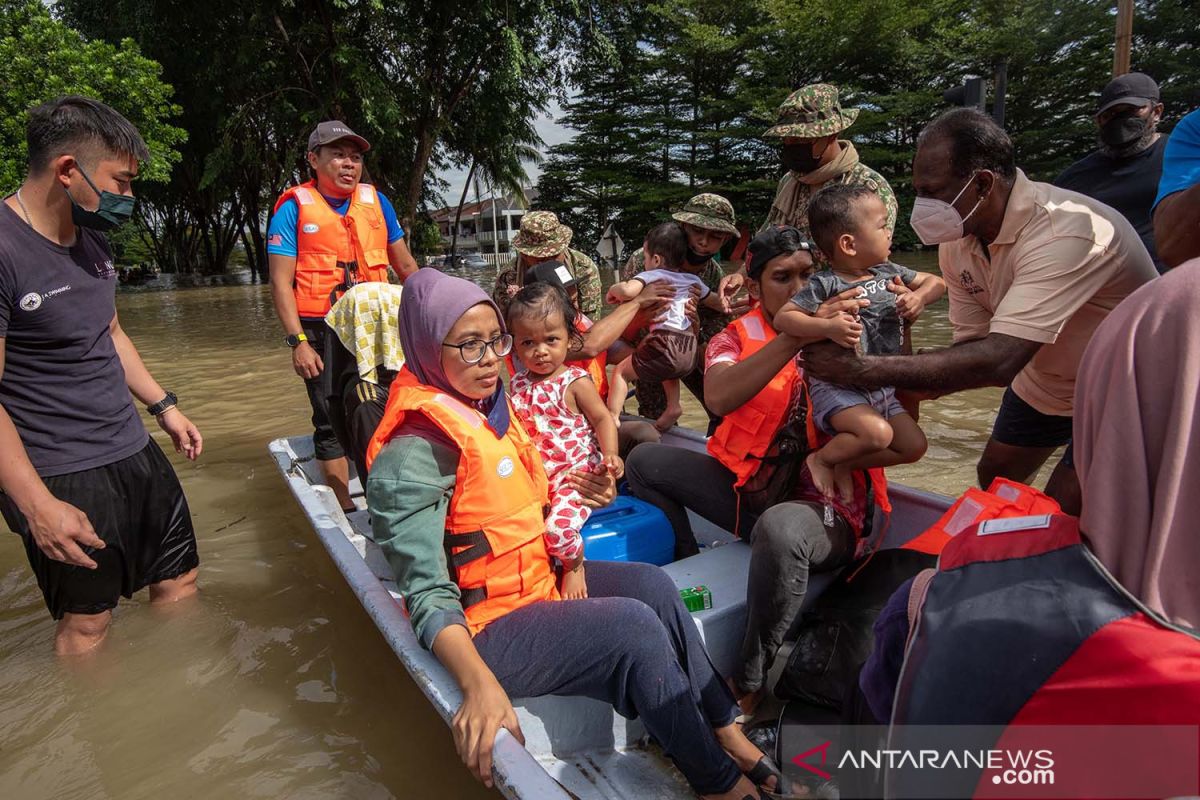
[57, 0, 601, 273]
[542, 0, 1200, 253]
[0, 0, 183, 195]
[14, 0, 1196, 272]
[406, 218, 443, 256]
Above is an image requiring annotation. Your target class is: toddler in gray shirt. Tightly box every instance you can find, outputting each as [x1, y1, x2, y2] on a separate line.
[774, 184, 946, 501]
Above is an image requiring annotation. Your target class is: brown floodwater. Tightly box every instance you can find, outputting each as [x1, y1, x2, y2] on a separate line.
[0, 253, 1060, 799]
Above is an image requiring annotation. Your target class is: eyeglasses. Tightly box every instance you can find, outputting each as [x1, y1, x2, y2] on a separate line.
[442, 334, 513, 365]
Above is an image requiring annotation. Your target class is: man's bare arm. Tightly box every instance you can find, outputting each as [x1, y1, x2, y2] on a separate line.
[803, 332, 1042, 393]
[1153, 185, 1200, 269]
[388, 238, 419, 281]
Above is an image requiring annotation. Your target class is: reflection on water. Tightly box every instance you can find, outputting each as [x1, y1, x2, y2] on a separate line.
[0, 281, 494, 800]
[0, 253, 1058, 799]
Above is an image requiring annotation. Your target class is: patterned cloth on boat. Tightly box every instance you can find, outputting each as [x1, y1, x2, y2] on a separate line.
[325, 282, 405, 385]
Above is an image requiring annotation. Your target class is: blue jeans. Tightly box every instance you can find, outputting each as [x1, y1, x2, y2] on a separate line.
[472, 560, 742, 795]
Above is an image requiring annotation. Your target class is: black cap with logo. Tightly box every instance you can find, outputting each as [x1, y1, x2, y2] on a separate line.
[1097, 73, 1160, 116]
[523, 260, 578, 292]
[307, 120, 371, 153]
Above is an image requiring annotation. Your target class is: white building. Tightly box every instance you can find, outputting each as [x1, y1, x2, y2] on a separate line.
[428, 190, 538, 255]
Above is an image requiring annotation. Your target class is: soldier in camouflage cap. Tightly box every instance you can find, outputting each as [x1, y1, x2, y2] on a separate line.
[619, 192, 742, 426]
[671, 193, 738, 236]
[763, 83, 860, 139]
[756, 83, 897, 261]
[511, 210, 573, 258]
[494, 210, 603, 319]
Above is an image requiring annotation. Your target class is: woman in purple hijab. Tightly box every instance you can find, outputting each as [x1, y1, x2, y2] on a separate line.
[366, 270, 777, 799]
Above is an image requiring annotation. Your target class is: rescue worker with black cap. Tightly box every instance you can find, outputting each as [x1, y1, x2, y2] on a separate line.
[268, 120, 418, 511]
[1056, 72, 1169, 272]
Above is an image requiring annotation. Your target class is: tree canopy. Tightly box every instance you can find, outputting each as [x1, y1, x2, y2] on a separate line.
[539, 0, 1200, 253]
[0, 0, 183, 195]
[2, 0, 1195, 271]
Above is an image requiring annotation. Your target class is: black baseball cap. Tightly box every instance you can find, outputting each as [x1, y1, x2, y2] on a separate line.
[746, 225, 812, 279]
[523, 261, 578, 292]
[307, 120, 371, 153]
[1097, 73, 1160, 116]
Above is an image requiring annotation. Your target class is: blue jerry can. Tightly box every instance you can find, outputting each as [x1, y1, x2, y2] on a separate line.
[581, 496, 674, 566]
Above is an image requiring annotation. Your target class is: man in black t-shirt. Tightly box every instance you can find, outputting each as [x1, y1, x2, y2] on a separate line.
[1055, 73, 1168, 273]
[0, 96, 203, 655]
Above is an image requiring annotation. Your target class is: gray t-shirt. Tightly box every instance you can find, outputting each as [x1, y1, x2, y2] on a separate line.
[0, 203, 147, 477]
[791, 261, 918, 356]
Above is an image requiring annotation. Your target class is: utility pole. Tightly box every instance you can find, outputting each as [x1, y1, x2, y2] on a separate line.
[1113, 0, 1134, 77]
[992, 58, 1009, 128]
[491, 179, 500, 262]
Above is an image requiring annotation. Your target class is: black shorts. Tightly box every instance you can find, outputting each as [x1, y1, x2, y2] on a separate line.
[301, 320, 344, 461]
[0, 438, 198, 620]
[990, 386, 1073, 449]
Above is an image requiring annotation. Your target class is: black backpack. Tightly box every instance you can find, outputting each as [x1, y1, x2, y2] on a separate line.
[774, 547, 934, 708]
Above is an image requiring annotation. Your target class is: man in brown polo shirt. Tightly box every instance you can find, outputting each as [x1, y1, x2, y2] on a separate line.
[804, 108, 1156, 512]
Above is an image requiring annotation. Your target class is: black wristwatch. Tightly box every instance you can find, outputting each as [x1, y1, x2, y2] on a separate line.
[147, 391, 178, 417]
[284, 332, 310, 348]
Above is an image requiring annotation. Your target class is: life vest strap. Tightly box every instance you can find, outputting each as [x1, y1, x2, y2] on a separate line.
[447, 529, 492, 569]
[459, 585, 488, 610]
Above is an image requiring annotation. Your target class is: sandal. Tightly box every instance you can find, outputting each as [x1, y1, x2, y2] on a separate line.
[748, 755, 833, 800]
[746, 754, 784, 794]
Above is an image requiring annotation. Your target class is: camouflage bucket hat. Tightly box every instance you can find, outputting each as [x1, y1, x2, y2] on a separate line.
[512, 211, 573, 258]
[671, 193, 738, 236]
[763, 83, 861, 139]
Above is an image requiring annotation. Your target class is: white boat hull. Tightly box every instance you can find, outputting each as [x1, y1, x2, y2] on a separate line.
[269, 426, 952, 799]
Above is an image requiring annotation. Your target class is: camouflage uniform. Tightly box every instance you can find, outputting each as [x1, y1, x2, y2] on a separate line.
[619, 193, 737, 424]
[762, 84, 898, 261]
[492, 211, 603, 319]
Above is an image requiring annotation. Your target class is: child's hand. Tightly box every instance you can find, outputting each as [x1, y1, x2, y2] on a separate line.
[605, 286, 623, 305]
[890, 276, 924, 321]
[602, 454, 624, 480]
[561, 562, 588, 599]
[825, 312, 863, 349]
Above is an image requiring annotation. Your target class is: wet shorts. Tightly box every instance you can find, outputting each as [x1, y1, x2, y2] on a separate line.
[808, 378, 907, 436]
[0, 438, 199, 620]
[631, 329, 698, 384]
[990, 386, 1073, 449]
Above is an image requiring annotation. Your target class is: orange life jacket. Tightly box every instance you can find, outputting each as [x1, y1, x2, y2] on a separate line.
[902, 477, 1061, 556]
[274, 180, 391, 318]
[707, 306, 801, 488]
[365, 368, 559, 635]
[706, 307, 890, 517]
[504, 318, 609, 400]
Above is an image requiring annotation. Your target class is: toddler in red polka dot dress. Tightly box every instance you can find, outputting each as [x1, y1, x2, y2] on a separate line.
[508, 284, 623, 600]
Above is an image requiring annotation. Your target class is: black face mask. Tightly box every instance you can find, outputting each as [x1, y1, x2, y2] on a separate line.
[1099, 113, 1151, 149]
[685, 247, 711, 266]
[780, 141, 826, 174]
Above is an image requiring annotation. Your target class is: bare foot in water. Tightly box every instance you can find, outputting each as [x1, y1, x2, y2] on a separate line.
[805, 451, 837, 499]
[833, 464, 856, 503]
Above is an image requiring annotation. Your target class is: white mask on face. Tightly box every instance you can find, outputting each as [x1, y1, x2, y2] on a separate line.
[909, 171, 987, 245]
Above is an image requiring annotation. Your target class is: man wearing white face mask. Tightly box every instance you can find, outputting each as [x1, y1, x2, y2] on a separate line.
[804, 108, 1156, 513]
